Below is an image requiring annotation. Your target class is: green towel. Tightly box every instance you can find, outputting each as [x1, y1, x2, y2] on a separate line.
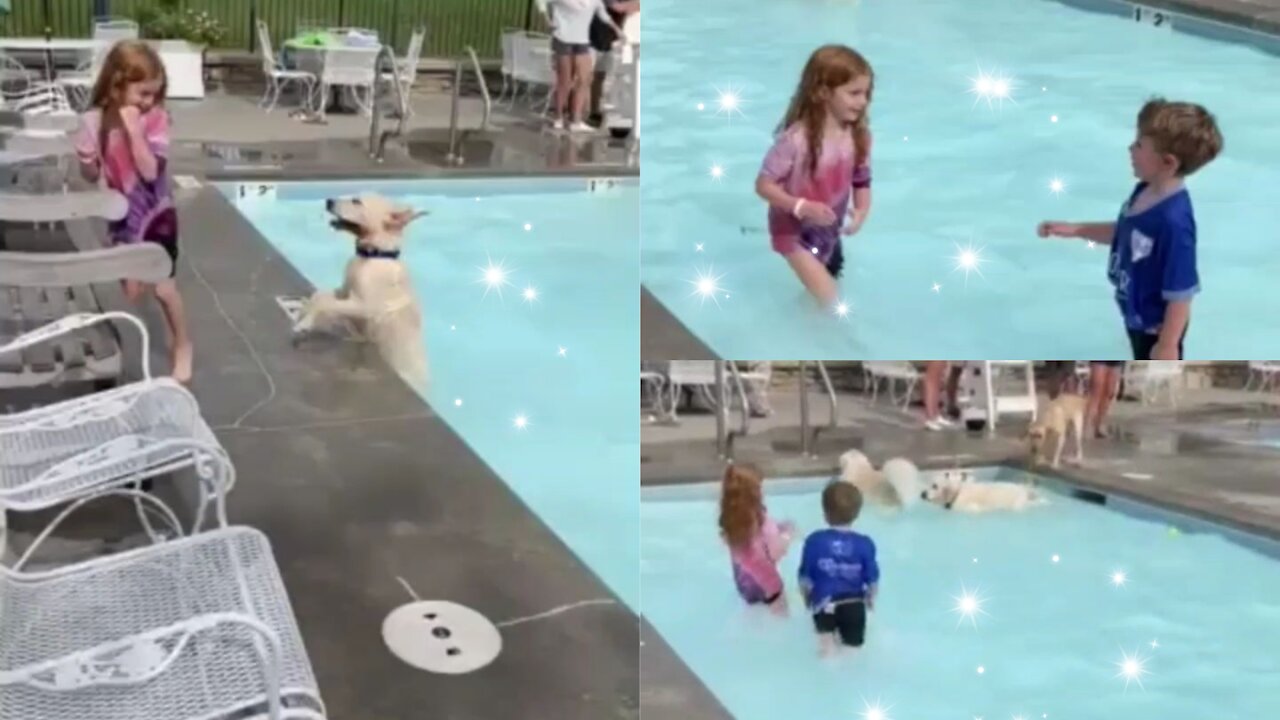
[292, 31, 336, 47]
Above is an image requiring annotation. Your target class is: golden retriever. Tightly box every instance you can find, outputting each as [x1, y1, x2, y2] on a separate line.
[1027, 393, 1088, 468]
[291, 194, 429, 390]
[921, 470, 1046, 513]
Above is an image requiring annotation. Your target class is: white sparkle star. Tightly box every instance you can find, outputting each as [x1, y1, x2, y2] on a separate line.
[513, 414, 530, 430]
[713, 84, 746, 119]
[688, 267, 728, 307]
[557, 346, 567, 357]
[695, 243, 705, 252]
[860, 698, 892, 720]
[1050, 114, 1059, 123]
[967, 66, 1017, 109]
[477, 255, 513, 299]
[1150, 639, 1160, 649]
[709, 164, 725, 180]
[833, 300, 852, 320]
[932, 282, 942, 293]
[1086, 241, 1096, 249]
[1115, 648, 1150, 690]
[454, 398, 462, 407]
[1051, 554, 1061, 563]
[952, 585, 989, 628]
[522, 285, 539, 303]
[976, 665, 985, 674]
[1110, 570, 1128, 587]
[1049, 177, 1066, 195]
[523, 222, 533, 231]
[696, 102, 705, 111]
[951, 241, 987, 286]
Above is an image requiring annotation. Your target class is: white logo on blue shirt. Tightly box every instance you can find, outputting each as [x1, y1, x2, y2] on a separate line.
[1130, 229, 1154, 263]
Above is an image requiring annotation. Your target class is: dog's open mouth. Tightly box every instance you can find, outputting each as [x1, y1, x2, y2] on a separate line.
[329, 217, 363, 235]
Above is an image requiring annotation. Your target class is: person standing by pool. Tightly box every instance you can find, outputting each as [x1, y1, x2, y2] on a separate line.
[1086, 361, 1123, 438]
[922, 361, 960, 431]
[755, 45, 874, 308]
[536, 0, 625, 133]
[1038, 98, 1223, 360]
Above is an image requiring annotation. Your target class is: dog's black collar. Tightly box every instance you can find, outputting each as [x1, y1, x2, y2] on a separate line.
[356, 245, 400, 260]
[944, 502, 953, 510]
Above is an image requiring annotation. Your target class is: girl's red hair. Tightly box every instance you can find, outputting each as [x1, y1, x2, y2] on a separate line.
[719, 463, 765, 549]
[776, 44, 874, 179]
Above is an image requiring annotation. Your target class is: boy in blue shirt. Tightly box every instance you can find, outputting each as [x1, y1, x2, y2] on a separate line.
[1039, 98, 1223, 360]
[798, 480, 879, 655]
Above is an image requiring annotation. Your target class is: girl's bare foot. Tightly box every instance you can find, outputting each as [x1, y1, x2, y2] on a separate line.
[171, 341, 193, 384]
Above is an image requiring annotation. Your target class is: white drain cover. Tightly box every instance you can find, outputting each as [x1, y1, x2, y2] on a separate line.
[382, 601, 502, 674]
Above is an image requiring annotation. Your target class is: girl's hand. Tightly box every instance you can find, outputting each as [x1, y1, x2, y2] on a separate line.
[1037, 221, 1079, 238]
[843, 210, 867, 236]
[118, 105, 143, 132]
[797, 201, 837, 227]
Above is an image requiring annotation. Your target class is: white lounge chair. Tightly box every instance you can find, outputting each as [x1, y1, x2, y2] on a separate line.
[256, 20, 317, 114]
[862, 361, 919, 411]
[1124, 361, 1183, 407]
[381, 26, 425, 117]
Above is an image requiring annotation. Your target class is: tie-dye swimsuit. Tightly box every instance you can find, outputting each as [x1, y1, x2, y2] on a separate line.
[74, 108, 179, 276]
[758, 124, 872, 278]
[729, 514, 788, 604]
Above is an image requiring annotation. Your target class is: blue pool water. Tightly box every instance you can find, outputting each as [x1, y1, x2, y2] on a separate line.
[641, 469, 1280, 719]
[227, 178, 639, 608]
[641, 0, 1280, 359]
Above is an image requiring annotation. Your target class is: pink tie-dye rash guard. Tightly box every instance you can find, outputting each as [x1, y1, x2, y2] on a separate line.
[730, 514, 789, 603]
[758, 123, 872, 265]
[74, 108, 178, 247]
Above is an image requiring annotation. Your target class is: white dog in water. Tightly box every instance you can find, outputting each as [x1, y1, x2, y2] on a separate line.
[838, 450, 923, 508]
[291, 194, 429, 390]
[920, 469, 1046, 513]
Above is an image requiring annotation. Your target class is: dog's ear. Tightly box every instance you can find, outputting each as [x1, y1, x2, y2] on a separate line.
[385, 208, 429, 232]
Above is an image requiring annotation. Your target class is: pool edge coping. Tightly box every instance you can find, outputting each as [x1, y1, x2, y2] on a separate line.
[1051, 0, 1280, 47]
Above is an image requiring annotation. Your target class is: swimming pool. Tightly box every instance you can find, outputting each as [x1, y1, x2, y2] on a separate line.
[641, 468, 1280, 719]
[224, 177, 639, 609]
[640, 0, 1280, 359]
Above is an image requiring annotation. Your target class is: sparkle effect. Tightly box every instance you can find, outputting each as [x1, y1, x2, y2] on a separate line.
[522, 285, 539, 303]
[1051, 554, 1061, 563]
[523, 222, 533, 231]
[1150, 639, 1160, 649]
[1115, 648, 1150, 690]
[688, 267, 728, 307]
[976, 665, 985, 674]
[860, 698, 892, 720]
[477, 255, 513, 300]
[1110, 570, 1128, 587]
[709, 164, 725, 180]
[932, 282, 942, 293]
[513, 414, 530, 431]
[951, 242, 987, 286]
[967, 67, 1016, 109]
[695, 243, 705, 252]
[952, 585, 990, 628]
[833, 300, 852, 320]
[713, 84, 746, 119]
[557, 346, 567, 357]
[454, 398, 462, 407]
[1049, 177, 1066, 195]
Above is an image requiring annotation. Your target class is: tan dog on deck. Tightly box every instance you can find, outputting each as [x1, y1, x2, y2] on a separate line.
[1027, 393, 1088, 469]
[291, 194, 429, 390]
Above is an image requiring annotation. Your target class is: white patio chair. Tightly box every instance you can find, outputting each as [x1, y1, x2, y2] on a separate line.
[0, 52, 40, 91]
[499, 27, 522, 103]
[55, 42, 111, 111]
[92, 18, 140, 42]
[1124, 361, 1184, 407]
[312, 46, 378, 118]
[256, 20, 316, 113]
[380, 26, 425, 117]
[1243, 361, 1280, 393]
[862, 361, 920, 411]
[510, 31, 555, 113]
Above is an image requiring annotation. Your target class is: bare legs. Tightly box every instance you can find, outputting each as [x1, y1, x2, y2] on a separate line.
[552, 54, 574, 123]
[125, 278, 193, 384]
[785, 250, 838, 307]
[552, 51, 597, 128]
[1086, 363, 1120, 438]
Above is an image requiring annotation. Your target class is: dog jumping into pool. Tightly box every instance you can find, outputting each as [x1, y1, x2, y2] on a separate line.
[291, 193, 429, 391]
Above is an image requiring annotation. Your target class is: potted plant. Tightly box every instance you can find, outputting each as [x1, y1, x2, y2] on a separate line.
[130, 0, 227, 99]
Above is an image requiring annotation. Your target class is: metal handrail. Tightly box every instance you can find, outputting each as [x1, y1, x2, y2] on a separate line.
[445, 46, 493, 166]
[798, 361, 839, 457]
[725, 363, 752, 459]
[369, 43, 408, 162]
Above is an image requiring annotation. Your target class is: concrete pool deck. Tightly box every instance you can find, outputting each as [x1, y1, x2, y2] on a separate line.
[1058, 0, 1280, 37]
[640, 375, 1280, 720]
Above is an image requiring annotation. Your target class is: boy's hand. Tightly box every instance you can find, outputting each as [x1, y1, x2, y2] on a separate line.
[1151, 342, 1179, 361]
[798, 201, 838, 226]
[1037, 221, 1079, 238]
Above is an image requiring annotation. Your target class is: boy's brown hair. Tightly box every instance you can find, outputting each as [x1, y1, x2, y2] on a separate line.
[1137, 98, 1223, 176]
[822, 481, 862, 525]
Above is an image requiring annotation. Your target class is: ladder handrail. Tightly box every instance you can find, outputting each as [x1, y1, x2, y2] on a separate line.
[725, 362, 751, 459]
[369, 43, 408, 162]
[445, 46, 494, 166]
[798, 361, 839, 456]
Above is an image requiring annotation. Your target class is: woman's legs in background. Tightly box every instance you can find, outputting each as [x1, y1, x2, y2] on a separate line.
[1086, 363, 1121, 438]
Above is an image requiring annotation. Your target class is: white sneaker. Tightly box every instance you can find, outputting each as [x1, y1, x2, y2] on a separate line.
[569, 121, 595, 133]
[924, 418, 946, 432]
[550, 118, 565, 131]
[935, 416, 956, 428]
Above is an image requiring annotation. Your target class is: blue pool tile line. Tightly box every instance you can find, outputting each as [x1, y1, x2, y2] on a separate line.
[643, 465, 1280, 561]
[213, 176, 638, 202]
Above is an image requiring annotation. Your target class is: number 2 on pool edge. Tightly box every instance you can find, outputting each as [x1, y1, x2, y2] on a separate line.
[1133, 6, 1167, 26]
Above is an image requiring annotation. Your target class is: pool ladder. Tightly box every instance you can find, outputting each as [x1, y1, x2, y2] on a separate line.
[712, 361, 838, 461]
[368, 44, 408, 163]
[445, 46, 494, 166]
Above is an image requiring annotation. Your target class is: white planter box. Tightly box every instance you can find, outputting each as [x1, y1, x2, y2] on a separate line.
[148, 40, 205, 100]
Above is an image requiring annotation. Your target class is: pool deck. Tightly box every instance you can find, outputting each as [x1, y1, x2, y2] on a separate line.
[640, 378, 1280, 719]
[2, 79, 638, 718]
[1060, 0, 1280, 36]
